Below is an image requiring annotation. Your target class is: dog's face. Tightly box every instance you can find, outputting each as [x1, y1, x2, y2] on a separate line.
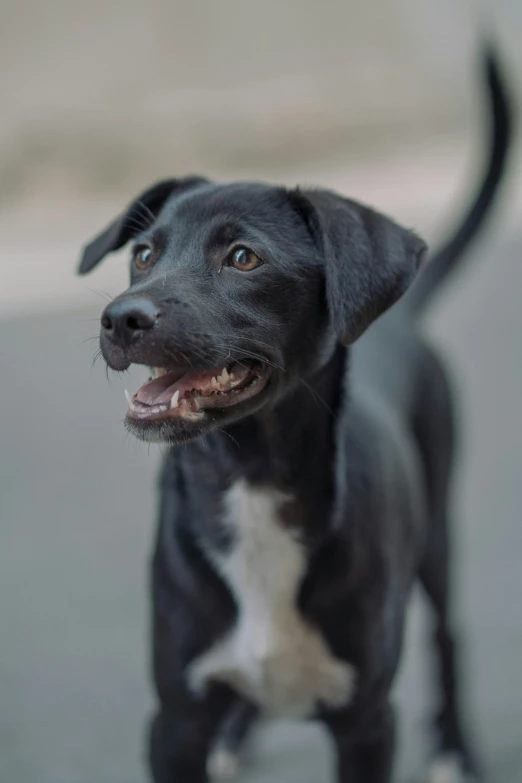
[79, 177, 426, 444]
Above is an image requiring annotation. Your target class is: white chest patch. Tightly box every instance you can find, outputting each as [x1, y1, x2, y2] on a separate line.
[188, 480, 356, 717]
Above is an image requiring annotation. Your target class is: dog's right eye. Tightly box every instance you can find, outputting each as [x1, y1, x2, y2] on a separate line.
[133, 245, 157, 270]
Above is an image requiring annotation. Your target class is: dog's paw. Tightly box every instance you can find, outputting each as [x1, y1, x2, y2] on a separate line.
[207, 747, 241, 781]
[316, 659, 357, 709]
[422, 752, 478, 783]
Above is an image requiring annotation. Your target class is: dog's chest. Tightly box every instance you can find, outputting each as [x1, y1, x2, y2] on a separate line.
[188, 480, 355, 717]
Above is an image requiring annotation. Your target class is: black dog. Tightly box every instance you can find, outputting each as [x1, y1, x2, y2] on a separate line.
[79, 48, 511, 783]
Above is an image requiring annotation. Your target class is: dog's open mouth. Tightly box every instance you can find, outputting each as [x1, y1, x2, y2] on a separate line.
[126, 360, 269, 421]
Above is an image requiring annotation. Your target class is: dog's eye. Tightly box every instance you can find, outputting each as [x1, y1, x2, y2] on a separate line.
[229, 247, 262, 272]
[133, 246, 156, 270]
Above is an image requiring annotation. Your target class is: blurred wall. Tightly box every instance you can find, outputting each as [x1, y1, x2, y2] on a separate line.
[1, 0, 521, 201]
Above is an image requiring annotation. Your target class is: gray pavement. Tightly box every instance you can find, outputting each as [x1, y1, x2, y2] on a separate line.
[1, 227, 521, 782]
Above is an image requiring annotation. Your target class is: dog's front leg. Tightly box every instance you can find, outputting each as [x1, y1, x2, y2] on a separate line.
[324, 700, 396, 783]
[149, 681, 235, 783]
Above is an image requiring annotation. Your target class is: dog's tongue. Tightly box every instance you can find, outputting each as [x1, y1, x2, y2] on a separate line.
[135, 369, 212, 406]
[134, 372, 183, 405]
[135, 365, 249, 406]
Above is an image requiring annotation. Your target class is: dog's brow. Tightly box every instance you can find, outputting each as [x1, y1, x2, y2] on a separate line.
[137, 225, 168, 248]
[212, 223, 238, 246]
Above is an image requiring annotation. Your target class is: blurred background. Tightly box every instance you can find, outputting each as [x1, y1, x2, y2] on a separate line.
[1, 1, 521, 781]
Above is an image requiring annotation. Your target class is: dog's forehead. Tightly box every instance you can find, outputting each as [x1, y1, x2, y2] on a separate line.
[159, 181, 290, 235]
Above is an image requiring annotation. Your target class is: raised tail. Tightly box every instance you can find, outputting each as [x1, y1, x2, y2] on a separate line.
[408, 43, 514, 315]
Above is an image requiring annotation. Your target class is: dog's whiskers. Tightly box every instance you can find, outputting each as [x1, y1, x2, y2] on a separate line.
[297, 378, 334, 416]
[82, 285, 114, 303]
[134, 199, 156, 229]
[126, 203, 155, 232]
[177, 331, 278, 352]
[91, 349, 103, 370]
[77, 335, 100, 348]
[213, 345, 284, 372]
[215, 427, 240, 448]
[124, 215, 151, 235]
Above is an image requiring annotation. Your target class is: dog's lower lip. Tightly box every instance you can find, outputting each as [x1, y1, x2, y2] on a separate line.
[125, 360, 269, 422]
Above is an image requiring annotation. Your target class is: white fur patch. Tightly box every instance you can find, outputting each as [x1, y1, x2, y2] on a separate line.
[207, 747, 241, 781]
[424, 753, 474, 783]
[188, 480, 356, 717]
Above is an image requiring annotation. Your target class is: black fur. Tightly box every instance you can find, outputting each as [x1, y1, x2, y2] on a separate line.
[78, 45, 512, 782]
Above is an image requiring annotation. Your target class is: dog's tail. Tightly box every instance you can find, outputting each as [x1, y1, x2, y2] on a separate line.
[407, 43, 514, 316]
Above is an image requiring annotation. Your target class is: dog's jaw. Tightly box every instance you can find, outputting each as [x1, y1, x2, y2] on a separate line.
[123, 360, 273, 444]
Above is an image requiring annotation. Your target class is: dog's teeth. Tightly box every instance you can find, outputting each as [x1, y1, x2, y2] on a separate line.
[170, 390, 180, 409]
[211, 376, 219, 388]
[217, 370, 228, 385]
[229, 372, 235, 381]
[124, 389, 133, 407]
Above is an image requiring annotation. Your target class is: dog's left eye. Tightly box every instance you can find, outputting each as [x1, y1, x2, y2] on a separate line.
[228, 247, 263, 272]
[133, 245, 156, 270]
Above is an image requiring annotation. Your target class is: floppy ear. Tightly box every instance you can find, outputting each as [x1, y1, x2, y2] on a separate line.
[77, 176, 208, 275]
[288, 188, 427, 344]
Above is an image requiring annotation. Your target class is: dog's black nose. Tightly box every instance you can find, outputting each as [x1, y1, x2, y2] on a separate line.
[101, 297, 159, 347]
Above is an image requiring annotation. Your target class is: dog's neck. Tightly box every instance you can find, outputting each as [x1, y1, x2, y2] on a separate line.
[230, 343, 346, 474]
[193, 343, 348, 542]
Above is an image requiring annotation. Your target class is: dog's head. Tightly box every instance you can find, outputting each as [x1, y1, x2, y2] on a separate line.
[79, 177, 426, 443]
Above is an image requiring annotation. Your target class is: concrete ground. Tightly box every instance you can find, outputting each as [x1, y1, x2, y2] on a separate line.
[1, 150, 521, 781]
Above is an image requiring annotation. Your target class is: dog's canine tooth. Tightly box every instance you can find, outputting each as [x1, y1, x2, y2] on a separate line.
[221, 367, 229, 382]
[211, 376, 219, 389]
[124, 389, 133, 407]
[170, 390, 180, 409]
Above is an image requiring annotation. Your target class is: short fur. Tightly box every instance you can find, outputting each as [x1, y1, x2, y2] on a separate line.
[187, 480, 356, 717]
[79, 47, 512, 782]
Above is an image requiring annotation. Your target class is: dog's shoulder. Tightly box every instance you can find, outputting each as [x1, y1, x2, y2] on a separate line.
[334, 380, 427, 574]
